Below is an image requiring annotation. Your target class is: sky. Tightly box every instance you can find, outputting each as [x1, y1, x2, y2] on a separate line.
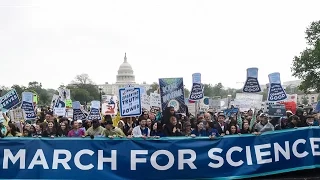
[1, 0, 319, 90]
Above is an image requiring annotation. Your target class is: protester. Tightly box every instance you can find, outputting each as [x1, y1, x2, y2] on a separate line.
[163, 116, 182, 136]
[68, 121, 85, 137]
[150, 122, 163, 137]
[86, 120, 105, 137]
[253, 113, 274, 133]
[132, 118, 150, 137]
[42, 121, 57, 137]
[104, 120, 125, 138]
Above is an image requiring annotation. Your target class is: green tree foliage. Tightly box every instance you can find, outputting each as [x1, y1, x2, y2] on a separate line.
[146, 82, 159, 95]
[184, 88, 190, 98]
[291, 20, 320, 92]
[67, 73, 100, 104]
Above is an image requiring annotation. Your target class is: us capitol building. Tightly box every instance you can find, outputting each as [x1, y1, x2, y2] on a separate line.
[98, 53, 151, 96]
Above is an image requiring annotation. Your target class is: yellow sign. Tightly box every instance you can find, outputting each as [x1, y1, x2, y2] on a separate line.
[33, 94, 38, 104]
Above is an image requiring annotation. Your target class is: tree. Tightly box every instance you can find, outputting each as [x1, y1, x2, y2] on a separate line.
[184, 88, 190, 98]
[68, 74, 100, 103]
[301, 96, 309, 105]
[203, 84, 214, 97]
[11, 85, 26, 99]
[147, 82, 159, 95]
[72, 73, 93, 85]
[291, 20, 320, 92]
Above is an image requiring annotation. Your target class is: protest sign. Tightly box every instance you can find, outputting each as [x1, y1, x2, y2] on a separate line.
[20, 92, 36, 120]
[53, 96, 66, 116]
[9, 108, 25, 123]
[87, 101, 102, 120]
[267, 72, 287, 102]
[243, 67, 261, 93]
[0, 89, 20, 112]
[268, 104, 286, 117]
[141, 94, 150, 111]
[101, 95, 117, 115]
[189, 73, 204, 101]
[119, 87, 142, 117]
[159, 78, 185, 113]
[72, 101, 86, 121]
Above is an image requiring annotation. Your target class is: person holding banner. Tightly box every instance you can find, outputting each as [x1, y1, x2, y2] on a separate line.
[104, 119, 125, 138]
[68, 121, 85, 137]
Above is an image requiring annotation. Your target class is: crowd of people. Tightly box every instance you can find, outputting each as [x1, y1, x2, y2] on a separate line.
[0, 106, 318, 139]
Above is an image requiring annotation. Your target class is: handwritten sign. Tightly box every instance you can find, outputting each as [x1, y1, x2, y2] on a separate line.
[0, 89, 20, 112]
[87, 101, 101, 120]
[119, 88, 141, 117]
[9, 108, 25, 123]
[141, 94, 150, 111]
[150, 93, 161, 108]
[267, 72, 287, 102]
[243, 68, 261, 93]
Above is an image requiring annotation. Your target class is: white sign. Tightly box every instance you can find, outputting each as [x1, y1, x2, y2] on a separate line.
[234, 93, 263, 111]
[141, 94, 150, 111]
[150, 93, 161, 107]
[9, 108, 26, 123]
[101, 95, 118, 115]
[119, 88, 142, 117]
[58, 88, 70, 101]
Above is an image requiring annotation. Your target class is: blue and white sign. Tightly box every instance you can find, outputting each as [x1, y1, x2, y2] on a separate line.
[87, 101, 102, 120]
[1, 127, 320, 180]
[72, 101, 86, 121]
[268, 104, 286, 117]
[0, 89, 20, 112]
[243, 67, 261, 93]
[20, 92, 36, 120]
[119, 87, 142, 117]
[189, 73, 204, 101]
[267, 72, 287, 102]
[54, 96, 66, 116]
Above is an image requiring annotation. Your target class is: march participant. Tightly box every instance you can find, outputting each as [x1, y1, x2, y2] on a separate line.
[104, 119, 125, 138]
[253, 113, 274, 134]
[86, 119, 105, 137]
[163, 116, 182, 137]
[303, 115, 317, 127]
[68, 120, 85, 137]
[213, 112, 227, 135]
[132, 118, 150, 138]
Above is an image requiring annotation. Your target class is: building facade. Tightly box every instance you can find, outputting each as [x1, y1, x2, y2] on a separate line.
[99, 53, 151, 96]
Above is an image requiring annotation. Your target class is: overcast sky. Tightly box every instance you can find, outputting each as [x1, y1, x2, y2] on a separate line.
[1, 0, 319, 90]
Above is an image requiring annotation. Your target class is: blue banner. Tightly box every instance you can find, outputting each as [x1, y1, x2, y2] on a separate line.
[20, 92, 36, 120]
[88, 101, 102, 120]
[243, 68, 261, 93]
[159, 78, 185, 113]
[223, 108, 239, 117]
[119, 86, 142, 117]
[268, 72, 287, 102]
[1, 128, 320, 180]
[0, 89, 20, 112]
[189, 73, 204, 101]
[268, 104, 286, 117]
[72, 101, 86, 121]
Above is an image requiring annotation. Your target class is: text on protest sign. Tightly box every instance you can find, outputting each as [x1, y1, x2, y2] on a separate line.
[21, 92, 36, 120]
[159, 78, 185, 113]
[119, 88, 142, 117]
[0, 89, 20, 112]
[243, 68, 261, 93]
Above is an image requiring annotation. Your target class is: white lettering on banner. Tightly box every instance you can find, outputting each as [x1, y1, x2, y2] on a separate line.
[3, 138, 320, 171]
[162, 89, 183, 103]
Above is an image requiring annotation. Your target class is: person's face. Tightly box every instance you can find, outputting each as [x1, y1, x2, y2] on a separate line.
[204, 114, 211, 121]
[118, 122, 124, 129]
[61, 123, 66, 130]
[261, 117, 268, 124]
[307, 118, 314, 125]
[35, 125, 41, 131]
[25, 124, 31, 131]
[146, 119, 152, 127]
[30, 126, 35, 132]
[186, 125, 191, 130]
[153, 123, 157, 130]
[231, 126, 236, 134]
[78, 122, 83, 127]
[106, 124, 112, 130]
[143, 112, 148, 118]
[243, 119, 249, 124]
[243, 122, 249, 130]
[140, 120, 147, 127]
[6, 125, 11, 131]
[149, 113, 155, 120]
[73, 122, 79, 129]
[248, 110, 253, 116]
[218, 116, 225, 123]
[170, 117, 177, 126]
[48, 122, 54, 129]
[170, 108, 175, 114]
[23, 130, 29, 136]
[45, 114, 51, 120]
[197, 122, 204, 130]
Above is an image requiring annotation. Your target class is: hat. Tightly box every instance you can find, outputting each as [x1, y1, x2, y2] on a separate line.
[77, 120, 83, 123]
[306, 115, 314, 119]
[218, 112, 225, 118]
[259, 113, 268, 118]
[286, 110, 293, 114]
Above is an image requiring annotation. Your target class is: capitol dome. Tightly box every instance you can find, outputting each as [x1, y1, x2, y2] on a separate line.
[116, 53, 136, 84]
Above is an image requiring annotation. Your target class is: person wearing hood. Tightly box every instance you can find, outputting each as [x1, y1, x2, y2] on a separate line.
[286, 115, 299, 129]
[86, 119, 105, 137]
[161, 106, 178, 126]
[304, 115, 317, 127]
[163, 116, 182, 136]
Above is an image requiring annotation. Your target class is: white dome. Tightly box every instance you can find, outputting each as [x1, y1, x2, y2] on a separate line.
[116, 53, 136, 83]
